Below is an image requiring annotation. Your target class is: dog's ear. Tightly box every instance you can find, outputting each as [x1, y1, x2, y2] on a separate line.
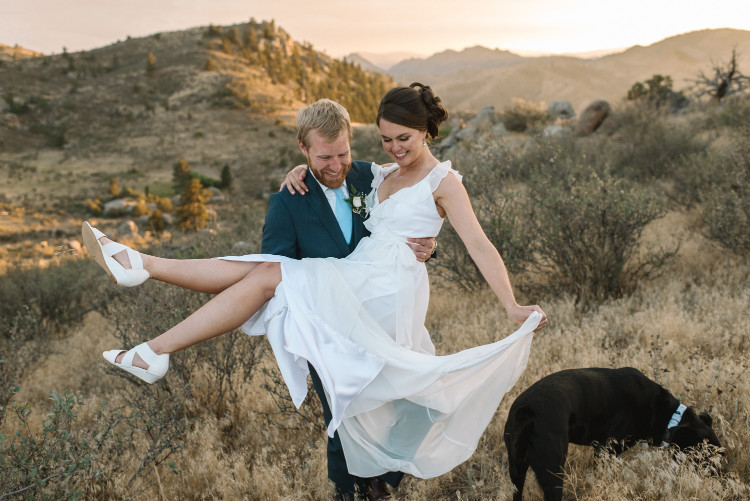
[699, 412, 713, 427]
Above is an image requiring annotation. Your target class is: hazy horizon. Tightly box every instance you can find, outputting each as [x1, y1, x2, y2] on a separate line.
[3, 1, 750, 60]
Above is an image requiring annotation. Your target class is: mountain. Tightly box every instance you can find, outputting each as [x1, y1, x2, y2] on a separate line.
[0, 20, 392, 209]
[386, 29, 750, 112]
[389, 45, 523, 76]
[345, 53, 384, 73]
[345, 51, 425, 72]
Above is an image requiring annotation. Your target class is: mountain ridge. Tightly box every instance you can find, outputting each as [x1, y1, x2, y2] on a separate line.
[356, 28, 750, 111]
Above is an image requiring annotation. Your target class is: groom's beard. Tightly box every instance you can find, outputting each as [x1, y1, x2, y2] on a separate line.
[308, 155, 351, 190]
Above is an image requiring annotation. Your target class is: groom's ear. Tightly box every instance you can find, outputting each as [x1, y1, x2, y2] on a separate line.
[298, 140, 308, 156]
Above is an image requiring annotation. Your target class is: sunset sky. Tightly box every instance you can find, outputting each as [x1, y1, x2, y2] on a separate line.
[3, 0, 750, 58]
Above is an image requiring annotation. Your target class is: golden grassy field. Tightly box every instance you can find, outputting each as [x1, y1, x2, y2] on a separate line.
[4, 207, 748, 500]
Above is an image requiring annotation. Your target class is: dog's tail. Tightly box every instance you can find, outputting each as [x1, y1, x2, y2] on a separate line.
[505, 405, 535, 460]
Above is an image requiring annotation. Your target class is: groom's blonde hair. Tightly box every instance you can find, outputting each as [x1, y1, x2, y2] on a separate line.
[297, 99, 353, 149]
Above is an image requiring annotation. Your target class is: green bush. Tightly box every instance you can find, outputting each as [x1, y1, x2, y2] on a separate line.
[1, 390, 97, 499]
[501, 99, 550, 133]
[525, 158, 676, 306]
[701, 128, 750, 255]
[431, 144, 532, 290]
[593, 105, 707, 180]
[627, 74, 688, 111]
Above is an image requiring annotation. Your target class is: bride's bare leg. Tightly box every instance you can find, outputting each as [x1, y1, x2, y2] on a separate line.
[99, 235, 261, 294]
[117, 262, 281, 366]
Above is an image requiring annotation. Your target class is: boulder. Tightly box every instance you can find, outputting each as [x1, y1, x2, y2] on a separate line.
[207, 187, 225, 202]
[491, 122, 508, 137]
[103, 198, 136, 216]
[548, 101, 575, 121]
[576, 99, 611, 136]
[473, 106, 497, 131]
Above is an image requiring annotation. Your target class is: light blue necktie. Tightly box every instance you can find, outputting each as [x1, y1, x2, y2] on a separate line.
[333, 186, 352, 244]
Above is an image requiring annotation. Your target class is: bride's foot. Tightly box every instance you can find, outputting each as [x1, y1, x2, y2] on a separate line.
[82, 221, 150, 287]
[103, 342, 169, 384]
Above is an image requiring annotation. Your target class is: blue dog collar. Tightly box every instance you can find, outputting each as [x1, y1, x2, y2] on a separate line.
[661, 403, 687, 446]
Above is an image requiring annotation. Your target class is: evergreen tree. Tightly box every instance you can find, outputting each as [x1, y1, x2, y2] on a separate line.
[177, 178, 212, 231]
[228, 27, 241, 46]
[173, 159, 192, 193]
[146, 51, 156, 74]
[220, 164, 233, 189]
[245, 28, 259, 51]
[109, 178, 121, 197]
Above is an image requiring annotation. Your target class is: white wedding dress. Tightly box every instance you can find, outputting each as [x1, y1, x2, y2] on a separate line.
[220, 161, 540, 479]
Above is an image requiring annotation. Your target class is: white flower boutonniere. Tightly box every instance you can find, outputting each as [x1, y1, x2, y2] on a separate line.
[345, 185, 368, 218]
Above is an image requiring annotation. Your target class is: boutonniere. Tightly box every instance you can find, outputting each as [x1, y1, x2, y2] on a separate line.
[345, 185, 368, 218]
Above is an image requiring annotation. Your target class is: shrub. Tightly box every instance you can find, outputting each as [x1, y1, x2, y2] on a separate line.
[595, 105, 706, 180]
[146, 51, 156, 74]
[132, 198, 149, 217]
[431, 143, 532, 290]
[627, 74, 688, 111]
[525, 158, 676, 306]
[501, 98, 550, 133]
[1, 390, 97, 499]
[701, 128, 750, 255]
[177, 178, 212, 231]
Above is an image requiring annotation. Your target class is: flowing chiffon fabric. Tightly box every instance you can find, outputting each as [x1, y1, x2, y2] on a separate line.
[219, 161, 539, 478]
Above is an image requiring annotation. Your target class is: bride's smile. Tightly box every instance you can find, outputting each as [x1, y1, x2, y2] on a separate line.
[379, 118, 430, 170]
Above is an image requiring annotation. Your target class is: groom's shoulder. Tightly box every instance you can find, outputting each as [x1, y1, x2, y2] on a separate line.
[350, 160, 375, 185]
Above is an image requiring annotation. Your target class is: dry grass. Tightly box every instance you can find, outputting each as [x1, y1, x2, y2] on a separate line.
[3, 207, 748, 500]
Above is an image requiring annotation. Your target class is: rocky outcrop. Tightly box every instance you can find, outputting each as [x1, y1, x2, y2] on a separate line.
[435, 106, 506, 158]
[576, 99, 611, 136]
[548, 101, 575, 121]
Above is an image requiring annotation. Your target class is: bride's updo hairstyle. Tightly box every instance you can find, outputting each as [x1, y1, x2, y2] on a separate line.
[376, 82, 448, 139]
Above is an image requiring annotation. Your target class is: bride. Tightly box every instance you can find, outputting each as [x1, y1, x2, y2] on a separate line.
[82, 83, 547, 479]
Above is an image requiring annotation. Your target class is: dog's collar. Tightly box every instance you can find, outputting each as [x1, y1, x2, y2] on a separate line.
[660, 403, 687, 446]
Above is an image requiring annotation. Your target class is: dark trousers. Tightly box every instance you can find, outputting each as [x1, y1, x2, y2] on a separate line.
[308, 363, 404, 500]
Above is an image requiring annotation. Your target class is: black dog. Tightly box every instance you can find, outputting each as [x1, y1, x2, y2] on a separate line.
[503, 367, 721, 501]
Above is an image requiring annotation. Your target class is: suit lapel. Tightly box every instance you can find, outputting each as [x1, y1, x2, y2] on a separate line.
[305, 168, 350, 255]
[346, 176, 367, 248]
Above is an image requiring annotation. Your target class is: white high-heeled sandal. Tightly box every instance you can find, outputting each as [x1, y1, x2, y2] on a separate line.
[82, 221, 150, 287]
[102, 342, 169, 384]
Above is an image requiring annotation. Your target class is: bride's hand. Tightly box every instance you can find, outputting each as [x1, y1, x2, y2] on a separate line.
[279, 165, 309, 195]
[508, 304, 547, 331]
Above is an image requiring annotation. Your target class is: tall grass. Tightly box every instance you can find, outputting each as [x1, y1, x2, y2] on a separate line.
[2, 104, 749, 499]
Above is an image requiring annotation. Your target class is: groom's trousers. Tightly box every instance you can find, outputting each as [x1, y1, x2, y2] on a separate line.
[308, 363, 404, 499]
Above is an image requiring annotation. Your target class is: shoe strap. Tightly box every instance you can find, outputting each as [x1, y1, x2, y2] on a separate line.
[101, 241, 143, 269]
[122, 342, 160, 368]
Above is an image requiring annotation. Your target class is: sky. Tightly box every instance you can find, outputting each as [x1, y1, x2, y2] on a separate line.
[2, 0, 750, 58]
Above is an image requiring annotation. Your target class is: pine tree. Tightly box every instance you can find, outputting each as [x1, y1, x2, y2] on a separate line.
[173, 159, 192, 193]
[220, 164, 233, 189]
[177, 178, 212, 231]
[109, 178, 121, 197]
[146, 51, 156, 74]
[245, 28, 259, 51]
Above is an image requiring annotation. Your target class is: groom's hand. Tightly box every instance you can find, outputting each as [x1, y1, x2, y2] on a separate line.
[279, 165, 309, 195]
[407, 237, 436, 263]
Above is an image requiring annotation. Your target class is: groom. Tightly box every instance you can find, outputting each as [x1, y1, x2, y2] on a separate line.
[261, 99, 435, 500]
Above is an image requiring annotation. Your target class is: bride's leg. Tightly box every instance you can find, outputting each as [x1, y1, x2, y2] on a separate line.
[115, 261, 281, 367]
[98, 234, 262, 294]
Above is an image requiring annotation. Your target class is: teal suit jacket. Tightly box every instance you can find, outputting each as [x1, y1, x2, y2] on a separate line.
[261, 160, 374, 258]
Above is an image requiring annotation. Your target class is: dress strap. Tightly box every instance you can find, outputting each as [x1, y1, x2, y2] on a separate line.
[427, 161, 462, 192]
[370, 163, 401, 190]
